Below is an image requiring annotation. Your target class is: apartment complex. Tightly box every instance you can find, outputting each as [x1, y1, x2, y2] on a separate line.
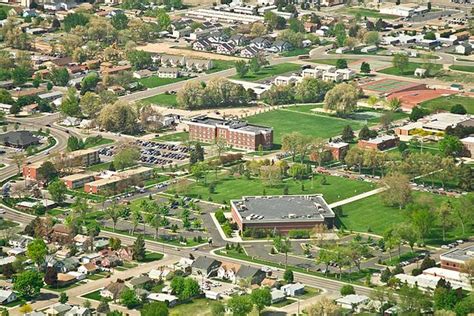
[186, 115, 273, 151]
[64, 148, 100, 167]
[22, 161, 43, 181]
[61, 174, 95, 189]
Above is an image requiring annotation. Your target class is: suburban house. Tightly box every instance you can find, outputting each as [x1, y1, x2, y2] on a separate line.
[101, 280, 127, 301]
[281, 283, 305, 296]
[0, 290, 17, 305]
[191, 256, 222, 277]
[455, 42, 473, 55]
[250, 37, 272, 49]
[216, 43, 236, 55]
[158, 67, 180, 79]
[235, 265, 266, 285]
[217, 262, 241, 283]
[268, 40, 292, 53]
[193, 39, 213, 51]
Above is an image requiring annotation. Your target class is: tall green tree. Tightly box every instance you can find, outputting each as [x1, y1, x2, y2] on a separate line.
[13, 270, 44, 299]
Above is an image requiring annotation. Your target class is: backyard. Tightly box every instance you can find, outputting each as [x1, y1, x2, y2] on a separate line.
[420, 95, 474, 114]
[168, 171, 376, 204]
[230, 63, 301, 82]
[246, 108, 366, 145]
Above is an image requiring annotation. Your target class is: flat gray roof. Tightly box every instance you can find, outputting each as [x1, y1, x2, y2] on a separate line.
[188, 115, 272, 134]
[441, 245, 474, 263]
[231, 195, 335, 224]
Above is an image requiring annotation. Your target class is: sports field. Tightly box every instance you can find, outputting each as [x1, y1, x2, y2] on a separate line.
[246, 108, 366, 145]
[378, 62, 442, 77]
[362, 78, 422, 94]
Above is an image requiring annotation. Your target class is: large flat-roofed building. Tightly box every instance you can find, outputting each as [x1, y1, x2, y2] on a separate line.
[61, 174, 95, 189]
[84, 167, 153, 194]
[186, 115, 273, 151]
[440, 246, 474, 272]
[230, 195, 335, 234]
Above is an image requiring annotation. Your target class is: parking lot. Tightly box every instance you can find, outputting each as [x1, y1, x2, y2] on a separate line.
[98, 140, 191, 166]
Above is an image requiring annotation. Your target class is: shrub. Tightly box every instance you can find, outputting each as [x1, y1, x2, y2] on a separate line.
[288, 229, 310, 239]
[340, 284, 355, 296]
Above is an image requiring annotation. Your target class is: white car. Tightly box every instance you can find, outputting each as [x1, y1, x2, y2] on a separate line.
[457, 240, 464, 244]
[441, 245, 450, 249]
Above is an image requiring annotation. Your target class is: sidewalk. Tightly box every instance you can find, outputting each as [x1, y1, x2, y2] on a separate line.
[328, 187, 386, 208]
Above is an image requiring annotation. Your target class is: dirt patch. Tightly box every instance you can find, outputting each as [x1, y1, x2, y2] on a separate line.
[137, 42, 243, 61]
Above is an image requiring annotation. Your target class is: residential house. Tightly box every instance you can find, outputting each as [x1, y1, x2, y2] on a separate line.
[228, 34, 249, 46]
[149, 268, 171, 280]
[335, 295, 370, 312]
[0, 290, 17, 305]
[57, 273, 77, 287]
[51, 224, 72, 243]
[64, 306, 91, 316]
[80, 253, 101, 264]
[235, 265, 266, 285]
[127, 275, 152, 289]
[9, 235, 33, 249]
[361, 45, 378, 53]
[100, 255, 122, 268]
[270, 289, 286, 304]
[250, 37, 272, 50]
[414, 68, 427, 77]
[281, 283, 305, 296]
[193, 39, 213, 51]
[133, 69, 154, 79]
[78, 263, 98, 275]
[217, 262, 241, 283]
[268, 40, 292, 53]
[216, 43, 236, 55]
[116, 247, 134, 261]
[158, 67, 180, 79]
[192, 256, 221, 277]
[240, 46, 260, 58]
[208, 31, 230, 44]
[147, 293, 179, 307]
[455, 42, 473, 55]
[45, 303, 72, 316]
[186, 58, 213, 72]
[101, 280, 127, 301]
[335, 68, 356, 81]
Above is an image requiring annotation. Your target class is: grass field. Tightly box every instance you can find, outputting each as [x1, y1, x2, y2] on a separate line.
[169, 172, 375, 205]
[281, 47, 312, 57]
[449, 65, 474, 73]
[154, 132, 189, 142]
[141, 93, 178, 107]
[338, 192, 470, 245]
[340, 7, 398, 19]
[83, 137, 114, 149]
[86, 162, 112, 172]
[82, 290, 103, 301]
[420, 95, 474, 114]
[231, 63, 301, 82]
[139, 76, 188, 89]
[206, 60, 236, 73]
[170, 298, 222, 316]
[246, 109, 366, 145]
[309, 59, 356, 66]
[378, 62, 442, 77]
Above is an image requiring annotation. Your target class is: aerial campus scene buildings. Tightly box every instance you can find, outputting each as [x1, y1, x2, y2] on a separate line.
[0, 0, 473, 314]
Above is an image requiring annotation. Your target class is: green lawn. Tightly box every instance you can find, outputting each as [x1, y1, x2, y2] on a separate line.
[154, 132, 189, 142]
[338, 192, 470, 245]
[86, 162, 112, 172]
[309, 59, 356, 66]
[378, 62, 442, 77]
[206, 60, 237, 73]
[420, 95, 474, 114]
[46, 208, 65, 216]
[82, 290, 103, 301]
[340, 7, 398, 19]
[281, 47, 312, 57]
[231, 63, 301, 82]
[139, 76, 188, 89]
[0, 219, 18, 230]
[169, 172, 375, 204]
[83, 137, 114, 149]
[143, 175, 170, 187]
[142, 251, 164, 262]
[141, 93, 178, 107]
[169, 298, 222, 316]
[449, 65, 474, 73]
[246, 109, 366, 145]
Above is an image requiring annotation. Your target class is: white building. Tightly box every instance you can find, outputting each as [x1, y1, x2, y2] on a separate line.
[336, 295, 370, 312]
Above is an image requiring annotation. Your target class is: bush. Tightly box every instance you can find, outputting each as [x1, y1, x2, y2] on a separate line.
[288, 229, 310, 239]
[215, 210, 226, 224]
[340, 284, 355, 296]
[391, 264, 404, 275]
[411, 268, 422, 276]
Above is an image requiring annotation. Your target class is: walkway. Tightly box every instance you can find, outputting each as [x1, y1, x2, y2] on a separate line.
[328, 187, 386, 208]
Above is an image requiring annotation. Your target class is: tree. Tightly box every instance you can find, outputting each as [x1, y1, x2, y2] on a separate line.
[27, 239, 47, 267]
[156, 8, 171, 31]
[273, 235, 292, 267]
[398, 284, 432, 314]
[19, 304, 33, 314]
[227, 295, 253, 316]
[113, 145, 140, 171]
[385, 98, 401, 111]
[392, 54, 409, 75]
[323, 83, 359, 116]
[235, 60, 249, 78]
[455, 195, 474, 236]
[283, 269, 294, 283]
[437, 201, 454, 241]
[439, 135, 463, 157]
[97, 298, 110, 314]
[336, 59, 347, 69]
[12, 67, 30, 86]
[250, 22, 266, 37]
[105, 205, 122, 232]
[48, 180, 67, 204]
[2, 263, 14, 279]
[451, 104, 467, 115]
[111, 12, 129, 30]
[63, 13, 89, 32]
[341, 125, 355, 142]
[127, 50, 153, 70]
[67, 135, 84, 151]
[295, 78, 333, 103]
[358, 125, 372, 140]
[306, 297, 342, 316]
[13, 270, 43, 299]
[262, 84, 295, 106]
[133, 234, 146, 261]
[80, 72, 99, 95]
[120, 288, 140, 309]
[360, 61, 371, 74]
[0, 89, 13, 105]
[251, 288, 271, 315]
[60, 87, 81, 117]
[44, 267, 58, 287]
[381, 173, 412, 209]
[49, 67, 70, 86]
[411, 209, 436, 244]
[364, 31, 380, 45]
[80, 92, 102, 118]
[141, 302, 169, 316]
[9, 152, 26, 174]
[97, 101, 139, 134]
[59, 292, 68, 304]
[340, 284, 355, 296]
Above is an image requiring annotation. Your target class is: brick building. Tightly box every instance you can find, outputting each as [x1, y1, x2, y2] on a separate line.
[230, 195, 335, 234]
[186, 115, 273, 151]
[358, 135, 399, 151]
[440, 246, 474, 272]
[61, 174, 95, 189]
[22, 161, 43, 181]
[64, 148, 100, 167]
[84, 167, 153, 194]
[326, 142, 349, 160]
